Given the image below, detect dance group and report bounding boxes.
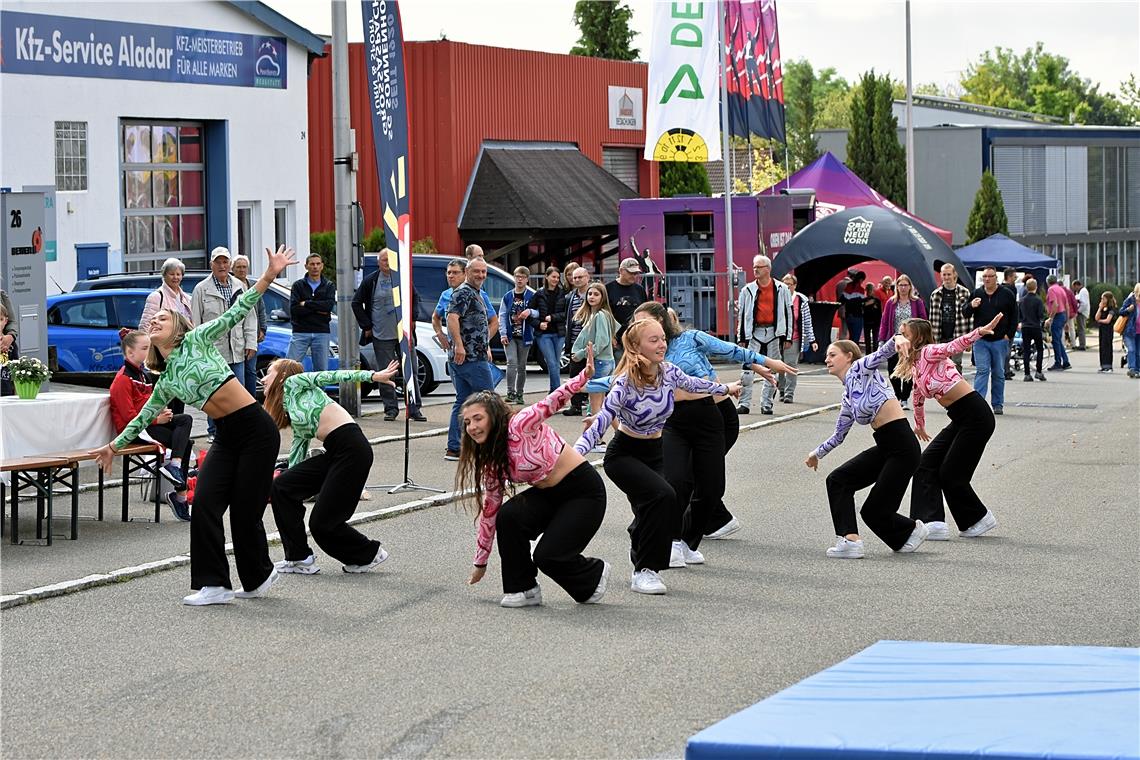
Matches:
[94,246,1001,608]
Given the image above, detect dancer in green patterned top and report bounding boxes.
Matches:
[94,245,298,606]
[263,357,399,575]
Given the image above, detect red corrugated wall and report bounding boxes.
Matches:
[309,41,657,254]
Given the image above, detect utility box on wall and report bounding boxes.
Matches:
[0,192,49,363]
[76,242,110,281]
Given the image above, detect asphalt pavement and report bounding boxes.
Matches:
[1,346,1137,759]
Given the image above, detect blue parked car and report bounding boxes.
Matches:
[46,288,335,382]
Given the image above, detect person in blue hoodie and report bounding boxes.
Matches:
[499,266,538,404]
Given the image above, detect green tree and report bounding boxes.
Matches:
[660,162,711,197]
[847,72,907,207]
[965,171,1009,244]
[731,139,788,194]
[782,58,820,170]
[570,0,638,61]
[960,43,1134,125]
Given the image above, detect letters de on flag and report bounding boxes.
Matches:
[644,1,722,163]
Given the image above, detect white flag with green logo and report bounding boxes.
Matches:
[644,1,722,163]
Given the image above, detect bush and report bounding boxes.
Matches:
[411,236,438,253]
[363,227,386,252]
[1088,281,1127,312]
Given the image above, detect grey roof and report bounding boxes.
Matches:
[704,145,754,193]
[458,147,637,233]
[225,1,327,56]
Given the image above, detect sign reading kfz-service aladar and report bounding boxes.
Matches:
[644,2,721,162]
[1,11,287,89]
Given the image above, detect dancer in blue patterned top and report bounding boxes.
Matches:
[94,245,298,606]
[574,319,741,595]
[804,337,929,559]
[631,302,794,566]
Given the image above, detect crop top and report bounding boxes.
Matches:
[283,370,374,467]
[474,369,589,567]
[813,339,898,460]
[573,362,728,454]
[113,287,262,450]
[910,327,983,431]
[667,329,767,381]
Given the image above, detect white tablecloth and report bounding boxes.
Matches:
[0,392,116,481]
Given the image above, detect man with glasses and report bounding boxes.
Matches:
[736,254,793,415]
[963,266,1018,415]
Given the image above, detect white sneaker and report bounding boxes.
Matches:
[585,561,611,604]
[925,521,951,541]
[630,568,667,595]
[704,517,741,540]
[591,442,607,453]
[500,584,542,608]
[668,541,688,568]
[275,554,320,574]
[679,542,705,565]
[825,536,865,559]
[182,586,234,606]
[898,520,929,553]
[343,545,389,573]
[234,568,280,598]
[960,511,997,538]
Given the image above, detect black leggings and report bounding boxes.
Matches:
[191,402,277,590]
[604,432,675,572]
[703,399,739,533]
[139,414,193,483]
[909,391,994,529]
[496,461,606,601]
[270,423,380,566]
[887,353,912,403]
[1022,327,1044,374]
[825,418,920,550]
[664,396,726,550]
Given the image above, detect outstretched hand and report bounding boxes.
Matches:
[805,452,819,471]
[753,363,778,387]
[724,381,743,399]
[264,245,298,278]
[373,359,400,386]
[893,333,912,353]
[92,444,117,475]
[979,313,1003,337]
[763,358,798,376]
[914,425,931,443]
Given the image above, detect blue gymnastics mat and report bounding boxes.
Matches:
[686,640,1139,760]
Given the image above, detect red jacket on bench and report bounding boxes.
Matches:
[109,360,155,435]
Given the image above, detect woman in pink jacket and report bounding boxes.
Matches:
[455,344,609,608]
[139,258,193,331]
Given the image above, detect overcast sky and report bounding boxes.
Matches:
[265,0,1138,97]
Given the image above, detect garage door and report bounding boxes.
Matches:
[603,147,639,192]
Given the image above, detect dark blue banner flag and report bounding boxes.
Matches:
[361,0,417,407]
[724,0,786,144]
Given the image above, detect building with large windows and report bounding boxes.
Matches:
[0,1,324,290]
[817,106,1140,286]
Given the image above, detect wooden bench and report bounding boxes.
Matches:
[1,456,71,546]
[1,442,164,545]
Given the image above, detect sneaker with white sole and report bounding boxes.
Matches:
[158,462,186,489]
[275,554,320,575]
[925,521,951,541]
[960,510,997,538]
[679,542,705,565]
[668,541,688,568]
[825,536,865,559]
[704,517,741,540]
[585,561,611,604]
[898,520,929,553]
[591,442,607,454]
[234,568,280,598]
[182,586,234,606]
[343,546,389,573]
[500,584,543,608]
[630,568,667,595]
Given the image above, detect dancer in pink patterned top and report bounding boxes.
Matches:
[892,314,1002,541]
[455,344,610,608]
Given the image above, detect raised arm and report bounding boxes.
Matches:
[515,369,591,432]
[286,370,374,391]
[856,336,898,371]
[197,246,297,343]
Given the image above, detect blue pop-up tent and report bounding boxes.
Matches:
[955,233,1059,276]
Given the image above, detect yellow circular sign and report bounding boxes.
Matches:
[652,128,710,162]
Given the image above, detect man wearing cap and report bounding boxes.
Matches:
[605,257,647,363]
[288,253,336,373]
[191,246,259,439]
[736,254,793,415]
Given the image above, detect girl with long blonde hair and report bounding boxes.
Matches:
[571,282,620,440]
[574,319,742,595]
[892,313,1003,541]
[261,357,399,575]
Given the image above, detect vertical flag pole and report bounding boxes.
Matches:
[905,0,916,212]
[720,0,735,270]
[332,0,360,416]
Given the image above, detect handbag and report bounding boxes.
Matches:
[1113,315,1128,335]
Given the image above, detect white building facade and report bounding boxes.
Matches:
[0,0,324,290]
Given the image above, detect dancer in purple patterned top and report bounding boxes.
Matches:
[573,319,741,595]
[804,337,929,559]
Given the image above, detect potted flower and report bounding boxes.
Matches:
[5,356,51,400]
